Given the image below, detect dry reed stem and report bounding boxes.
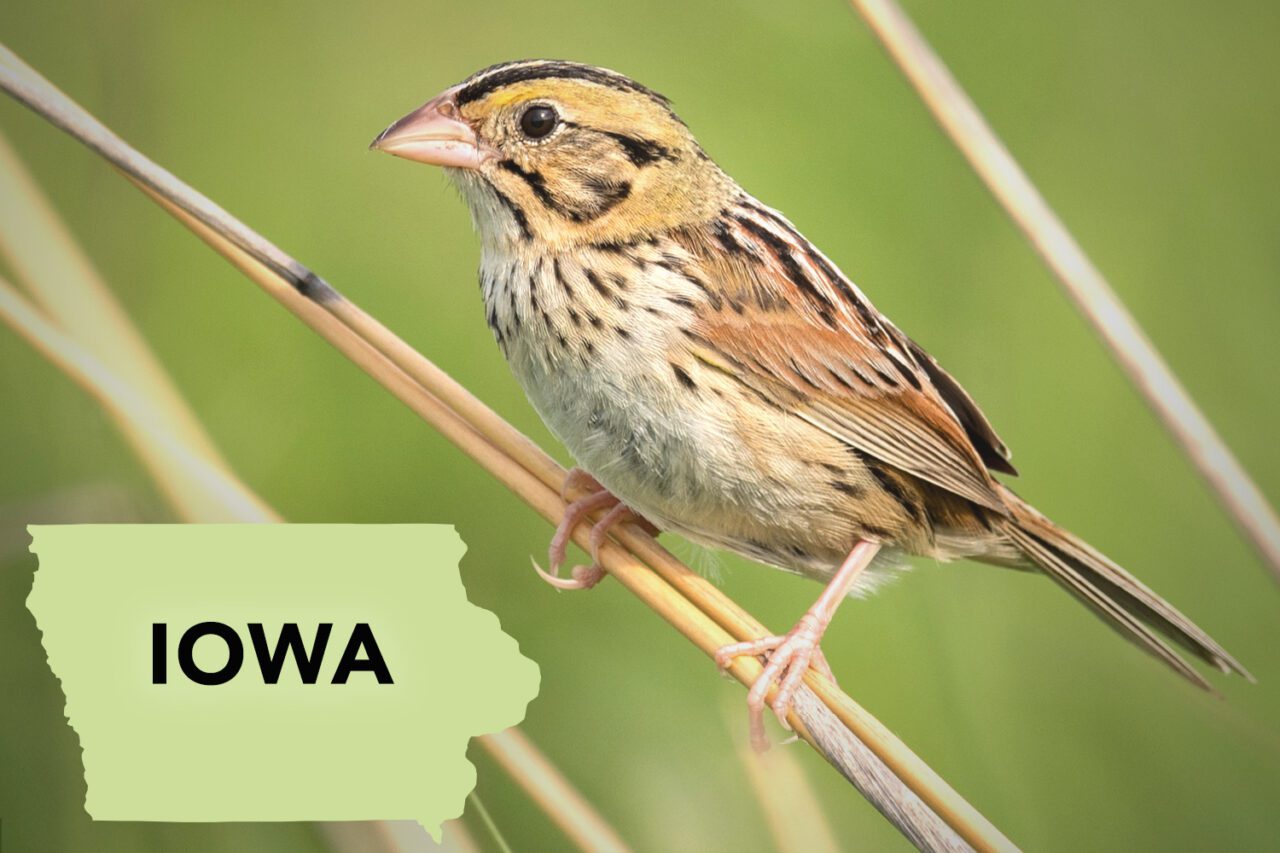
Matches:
[847,0,1280,579]
[478,730,631,853]
[0,133,225,466]
[0,273,279,522]
[0,134,275,523]
[0,133,624,853]
[317,820,480,853]
[0,42,1012,851]
[728,701,841,853]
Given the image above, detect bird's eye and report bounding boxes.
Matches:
[519,105,558,139]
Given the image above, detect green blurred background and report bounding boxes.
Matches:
[2,1,1278,850]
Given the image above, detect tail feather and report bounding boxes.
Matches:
[999,490,1251,688]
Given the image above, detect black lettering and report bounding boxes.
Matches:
[151,623,166,684]
[331,623,393,684]
[248,623,332,684]
[177,621,243,686]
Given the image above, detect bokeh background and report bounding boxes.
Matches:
[2,1,1278,850]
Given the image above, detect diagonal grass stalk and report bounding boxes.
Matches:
[847,0,1280,580]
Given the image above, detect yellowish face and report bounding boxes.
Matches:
[380,61,739,248]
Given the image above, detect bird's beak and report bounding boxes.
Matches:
[369,86,488,169]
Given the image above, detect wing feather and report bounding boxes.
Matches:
[679,201,1015,512]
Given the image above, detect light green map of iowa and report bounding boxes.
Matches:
[26,524,540,839]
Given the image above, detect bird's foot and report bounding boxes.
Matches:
[533,468,654,591]
[715,615,834,752]
[560,467,605,502]
[714,539,881,751]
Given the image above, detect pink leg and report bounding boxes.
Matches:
[560,467,604,502]
[534,468,657,591]
[590,502,636,561]
[715,540,882,751]
[562,501,643,590]
[548,490,617,572]
[809,648,836,682]
[535,488,617,590]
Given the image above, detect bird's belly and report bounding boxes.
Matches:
[480,244,920,586]
[505,332,890,581]
[511,341,750,523]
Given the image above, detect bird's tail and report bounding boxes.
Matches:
[995,486,1252,689]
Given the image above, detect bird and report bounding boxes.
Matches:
[371,59,1250,750]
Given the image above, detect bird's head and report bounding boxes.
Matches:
[372,60,736,248]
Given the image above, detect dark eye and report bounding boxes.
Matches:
[519,105,558,139]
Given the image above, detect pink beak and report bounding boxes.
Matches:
[370,86,489,169]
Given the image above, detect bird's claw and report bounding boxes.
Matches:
[536,468,652,591]
[546,487,617,583]
[715,616,834,752]
[560,467,605,502]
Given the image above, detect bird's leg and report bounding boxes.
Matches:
[715,539,881,751]
[563,501,646,589]
[537,488,618,590]
[560,467,605,502]
[534,467,657,591]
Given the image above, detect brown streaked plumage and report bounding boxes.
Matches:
[373,60,1249,748]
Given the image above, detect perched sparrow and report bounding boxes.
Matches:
[373,60,1249,749]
